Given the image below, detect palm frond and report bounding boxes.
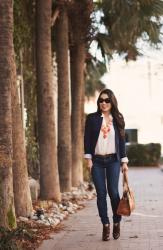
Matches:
[85,54,106,97]
[96,33,113,60]
[95,0,163,60]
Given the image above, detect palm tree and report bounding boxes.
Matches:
[70,44,85,186]
[14,0,40,180]
[11,2,33,214]
[0,0,16,229]
[36,0,61,201]
[12,63,33,217]
[55,3,72,192]
[69,0,93,186]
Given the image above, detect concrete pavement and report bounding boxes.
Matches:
[38,167,163,250]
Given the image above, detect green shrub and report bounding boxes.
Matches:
[126,143,161,166]
[160,156,163,164]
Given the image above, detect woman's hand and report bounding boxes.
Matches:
[121,162,128,173]
[86,159,93,173]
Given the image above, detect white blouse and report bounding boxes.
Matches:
[95,113,116,155]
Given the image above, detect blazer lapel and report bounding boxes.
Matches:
[93,112,103,144]
[113,119,119,154]
[96,112,103,132]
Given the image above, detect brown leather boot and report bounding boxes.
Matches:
[113,222,120,240]
[102,224,110,241]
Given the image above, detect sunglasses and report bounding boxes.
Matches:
[99,98,111,104]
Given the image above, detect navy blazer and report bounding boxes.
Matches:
[84,112,127,161]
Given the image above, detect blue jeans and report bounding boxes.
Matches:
[91,155,122,224]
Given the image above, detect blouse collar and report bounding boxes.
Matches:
[100,113,113,119]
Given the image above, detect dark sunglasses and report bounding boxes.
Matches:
[99,98,111,104]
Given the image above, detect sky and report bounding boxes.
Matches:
[85,44,163,154]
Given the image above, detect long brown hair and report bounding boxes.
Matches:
[97,89,125,138]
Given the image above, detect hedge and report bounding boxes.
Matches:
[126,143,161,166]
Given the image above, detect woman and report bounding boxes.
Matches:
[84,89,128,241]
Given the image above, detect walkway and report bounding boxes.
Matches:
[38,167,163,250]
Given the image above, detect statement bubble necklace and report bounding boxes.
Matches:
[101,115,113,139]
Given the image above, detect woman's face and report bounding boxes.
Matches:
[99,93,112,113]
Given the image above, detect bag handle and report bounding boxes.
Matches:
[123,171,129,192]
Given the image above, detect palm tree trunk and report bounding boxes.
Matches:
[70,43,85,187]
[55,8,72,192]
[36,0,61,201]
[0,0,16,229]
[12,62,33,217]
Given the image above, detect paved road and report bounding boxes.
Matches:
[38,167,163,250]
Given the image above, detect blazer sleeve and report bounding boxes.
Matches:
[84,114,92,155]
[119,132,129,164]
[119,135,127,159]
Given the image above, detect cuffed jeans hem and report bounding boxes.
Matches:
[101,218,110,225]
[101,216,121,224]
[113,216,122,223]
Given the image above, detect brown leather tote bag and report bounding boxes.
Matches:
[117,171,135,216]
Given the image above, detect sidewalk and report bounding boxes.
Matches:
[38,167,163,250]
